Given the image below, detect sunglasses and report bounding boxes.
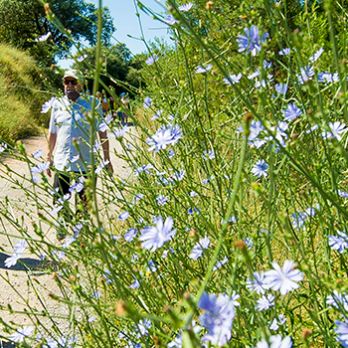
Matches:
[64,79,78,85]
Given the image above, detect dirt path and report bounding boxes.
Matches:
[0,130,133,344]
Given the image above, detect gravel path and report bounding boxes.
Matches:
[0,129,133,344]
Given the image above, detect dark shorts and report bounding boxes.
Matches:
[53,172,88,203]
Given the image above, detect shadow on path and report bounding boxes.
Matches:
[0,341,15,348]
[0,252,42,271]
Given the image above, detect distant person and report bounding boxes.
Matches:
[96,91,109,117]
[47,70,113,239]
[117,92,130,126]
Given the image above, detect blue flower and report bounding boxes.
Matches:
[198,292,235,346]
[133,193,144,204]
[189,236,210,260]
[143,96,152,108]
[246,272,267,294]
[195,64,212,74]
[69,181,84,194]
[264,260,304,295]
[322,121,347,141]
[256,294,275,311]
[151,109,163,120]
[31,145,43,159]
[213,256,229,271]
[248,121,266,148]
[275,83,288,95]
[187,207,200,215]
[136,319,152,337]
[168,149,175,158]
[223,73,242,85]
[31,161,50,174]
[95,159,110,174]
[147,124,182,152]
[4,240,28,268]
[148,260,157,273]
[237,25,268,56]
[251,160,269,178]
[164,15,178,26]
[0,143,7,153]
[146,55,159,65]
[118,211,130,221]
[270,314,286,331]
[130,277,140,289]
[244,237,253,249]
[309,47,324,63]
[327,291,348,312]
[156,195,168,206]
[9,326,34,343]
[139,216,176,251]
[338,190,348,198]
[173,169,185,181]
[124,228,137,242]
[278,48,290,56]
[283,103,302,122]
[328,231,348,253]
[248,69,260,80]
[263,60,272,69]
[318,72,339,84]
[179,3,193,12]
[134,164,153,176]
[291,211,308,229]
[335,320,348,347]
[202,149,215,160]
[255,335,292,348]
[113,126,128,138]
[297,65,315,84]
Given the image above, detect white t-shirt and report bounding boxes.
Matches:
[49,95,103,172]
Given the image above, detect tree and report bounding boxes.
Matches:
[0,0,115,65]
[72,44,147,95]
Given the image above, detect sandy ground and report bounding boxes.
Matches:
[0,129,134,345]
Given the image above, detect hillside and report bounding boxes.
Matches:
[0,44,48,144]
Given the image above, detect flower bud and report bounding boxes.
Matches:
[302,328,312,339]
[234,240,247,250]
[115,300,127,316]
[206,1,214,10]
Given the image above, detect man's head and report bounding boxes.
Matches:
[63,70,81,101]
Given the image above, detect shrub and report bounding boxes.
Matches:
[0,44,52,143]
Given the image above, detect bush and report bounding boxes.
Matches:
[0,44,52,143]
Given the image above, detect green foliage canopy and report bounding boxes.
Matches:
[73,43,146,94]
[0,0,115,65]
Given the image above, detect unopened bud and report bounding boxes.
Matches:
[206,1,214,10]
[153,336,160,347]
[115,301,127,316]
[302,328,312,339]
[244,112,253,124]
[189,228,196,237]
[69,275,77,283]
[234,240,247,250]
[44,3,52,16]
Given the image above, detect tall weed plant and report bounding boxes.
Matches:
[1,0,348,347]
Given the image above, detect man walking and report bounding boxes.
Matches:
[47,70,113,237]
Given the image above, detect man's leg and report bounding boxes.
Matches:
[53,172,72,239]
[75,173,96,218]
